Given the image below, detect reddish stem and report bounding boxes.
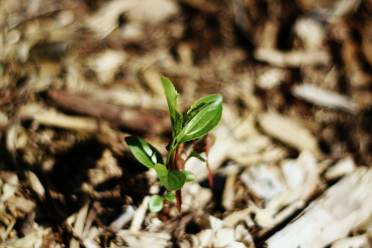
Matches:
[206,151,214,187]
[176,190,182,212]
[169,145,185,212]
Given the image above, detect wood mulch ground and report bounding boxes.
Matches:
[0,0,371,247]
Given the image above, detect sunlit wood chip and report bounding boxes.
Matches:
[325,157,356,180]
[292,83,358,112]
[130,196,149,231]
[26,171,45,198]
[86,50,126,84]
[266,168,372,248]
[115,230,171,248]
[255,48,330,67]
[258,112,319,155]
[331,234,369,248]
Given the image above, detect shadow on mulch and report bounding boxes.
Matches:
[0,136,150,228]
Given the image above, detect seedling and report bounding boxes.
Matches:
[125,77,223,212]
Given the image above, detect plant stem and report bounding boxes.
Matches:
[165,142,183,212]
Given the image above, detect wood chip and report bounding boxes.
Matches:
[115,230,171,248]
[86,0,137,38]
[240,163,285,201]
[266,168,372,248]
[256,69,286,89]
[325,157,356,180]
[24,107,98,131]
[222,173,236,211]
[70,202,89,248]
[109,206,135,232]
[0,111,8,130]
[26,171,45,199]
[294,18,325,49]
[182,184,212,211]
[258,112,319,155]
[1,174,18,202]
[292,83,358,112]
[130,196,149,231]
[127,0,179,24]
[331,234,369,248]
[223,208,252,228]
[86,50,126,84]
[255,48,330,67]
[140,68,164,96]
[47,90,169,133]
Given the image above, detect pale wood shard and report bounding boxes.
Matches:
[235,152,318,232]
[26,171,45,199]
[222,173,236,211]
[266,168,372,248]
[292,83,358,112]
[0,111,8,130]
[141,68,165,96]
[47,90,169,133]
[85,0,137,38]
[127,0,179,24]
[256,68,286,89]
[328,0,362,23]
[331,234,369,248]
[86,0,178,38]
[115,230,171,248]
[130,196,149,232]
[19,104,98,132]
[294,18,325,50]
[70,202,89,248]
[325,157,356,180]
[86,50,126,84]
[182,184,212,211]
[255,48,330,67]
[3,228,50,248]
[109,206,135,232]
[223,208,252,228]
[258,112,319,155]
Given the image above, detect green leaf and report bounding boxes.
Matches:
[176,95,223,143]
[154,163,168,183]
[164,191,176,201]
[154,164,186,191]
[184,171,196,182]
[167,170,186,190]
[149,195,163,212]
[184,95,221,125]
[161,76,183,137]
[125,136,163,168]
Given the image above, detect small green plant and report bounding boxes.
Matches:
[125,77,223,212]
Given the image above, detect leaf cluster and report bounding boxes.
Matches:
[126,77,223,212]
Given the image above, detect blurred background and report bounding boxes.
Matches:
[0,0,371,247]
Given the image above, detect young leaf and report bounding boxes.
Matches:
[161,77,183,136]
[154,163,168,184]
[184,94,221,125]
[154,164,186,191]
[184,171,196,182]
[164,191,176,201]
[149,195,163,212]
[125,136,163,168]
[166,170,186,190]
[176,95,222,143]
